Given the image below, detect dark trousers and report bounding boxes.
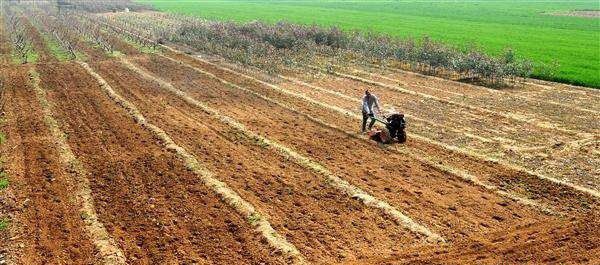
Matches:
[362,112,376,132]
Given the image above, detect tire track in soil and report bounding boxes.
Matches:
[128,54,564,243]
[0,66,98,264]
[159,52,599,213]
[36,62,284,265]
[92,58,431,264]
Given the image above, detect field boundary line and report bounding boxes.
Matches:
[121,57,446,243]
[28,66,127,265]
[176,55,599,200]
[161,55,560,214]
[308,64,592,138]
[354,67,600,115]
[78,61,307,264]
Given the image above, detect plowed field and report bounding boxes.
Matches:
[0,11,598,265]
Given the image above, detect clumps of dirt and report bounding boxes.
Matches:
[545,10,600,18]
[360,214,600,264]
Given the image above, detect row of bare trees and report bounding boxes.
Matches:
[13,5,539,87]
[102,13,537,86]
[0,1,548,87]
[2,7,32,64]
[58,0,153,13]
[24,8,79,60]
[95,15,160,51]
[65,13,115,54]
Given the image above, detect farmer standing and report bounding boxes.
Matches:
[361,90,380,133]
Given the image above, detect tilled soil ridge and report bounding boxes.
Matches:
[35,62,284,264]
[0,66,98,264]
[91,57,430,263]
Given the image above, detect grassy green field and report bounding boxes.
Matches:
[138,0,600,88]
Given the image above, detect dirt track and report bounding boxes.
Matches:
[1,11,599,264]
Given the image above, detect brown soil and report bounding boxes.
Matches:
[35,62,282,264]
[129,52,598,263]
[0,66,97,264]
[160,52,599,213]
[361,213,600,264]
[3,10,599,263]
[130,54,571,242]
[303,64,599,191]
[195,54,599,203]
[91,57,424,264]
[345,65,599,134]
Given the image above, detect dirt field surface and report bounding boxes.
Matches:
[351,213,600,264]
[0,66,98,264]
[1,10,599,265]
[37,62,283,264]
